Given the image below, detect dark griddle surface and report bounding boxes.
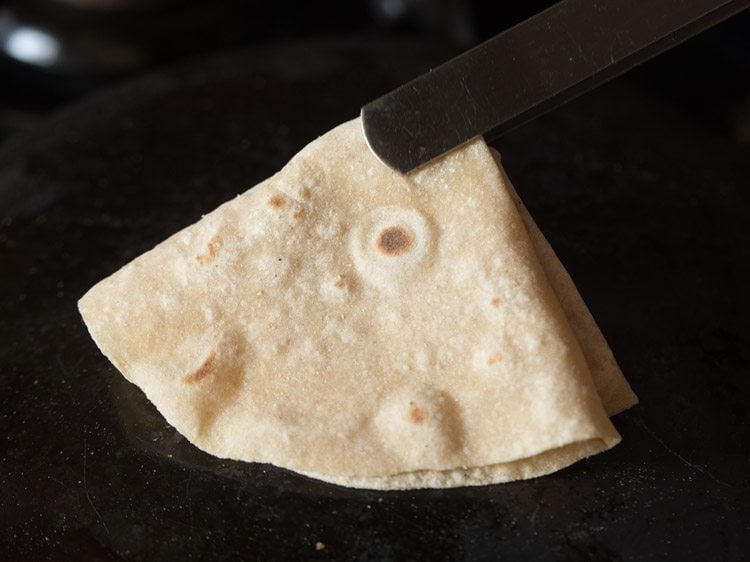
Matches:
[1,40,748,560]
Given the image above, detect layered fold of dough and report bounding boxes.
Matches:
[79,119,636,490]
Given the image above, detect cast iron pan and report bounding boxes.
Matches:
[1,39,748,560]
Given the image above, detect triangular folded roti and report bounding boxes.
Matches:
[79,118,636,489]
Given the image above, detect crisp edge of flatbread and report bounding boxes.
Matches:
[489,150,638,416]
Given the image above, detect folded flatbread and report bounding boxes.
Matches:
[79,118,636,489]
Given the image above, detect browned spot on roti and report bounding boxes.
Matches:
[268,194,286,210]
[376,226,413,256]
[274,338,291,355]
[491,297,501,308]
[292,208,304,220]
[334,274,345,289]
[300,186,311,199]
[408,401,428,424]
[183,351,217,384]
[196,236,221,264]
[487,352,502,366]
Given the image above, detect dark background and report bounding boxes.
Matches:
[1,1,748,560]
[0,0,748,145]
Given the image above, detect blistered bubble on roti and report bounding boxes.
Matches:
[349,207,433,294]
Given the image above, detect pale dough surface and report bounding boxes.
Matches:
[79,119,635,489]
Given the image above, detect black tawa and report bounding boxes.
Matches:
[1,40,748,560]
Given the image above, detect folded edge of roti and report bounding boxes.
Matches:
[489,149,638,416]
[79,118,634,490]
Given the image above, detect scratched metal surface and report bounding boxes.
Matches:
[0,40,748,560]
